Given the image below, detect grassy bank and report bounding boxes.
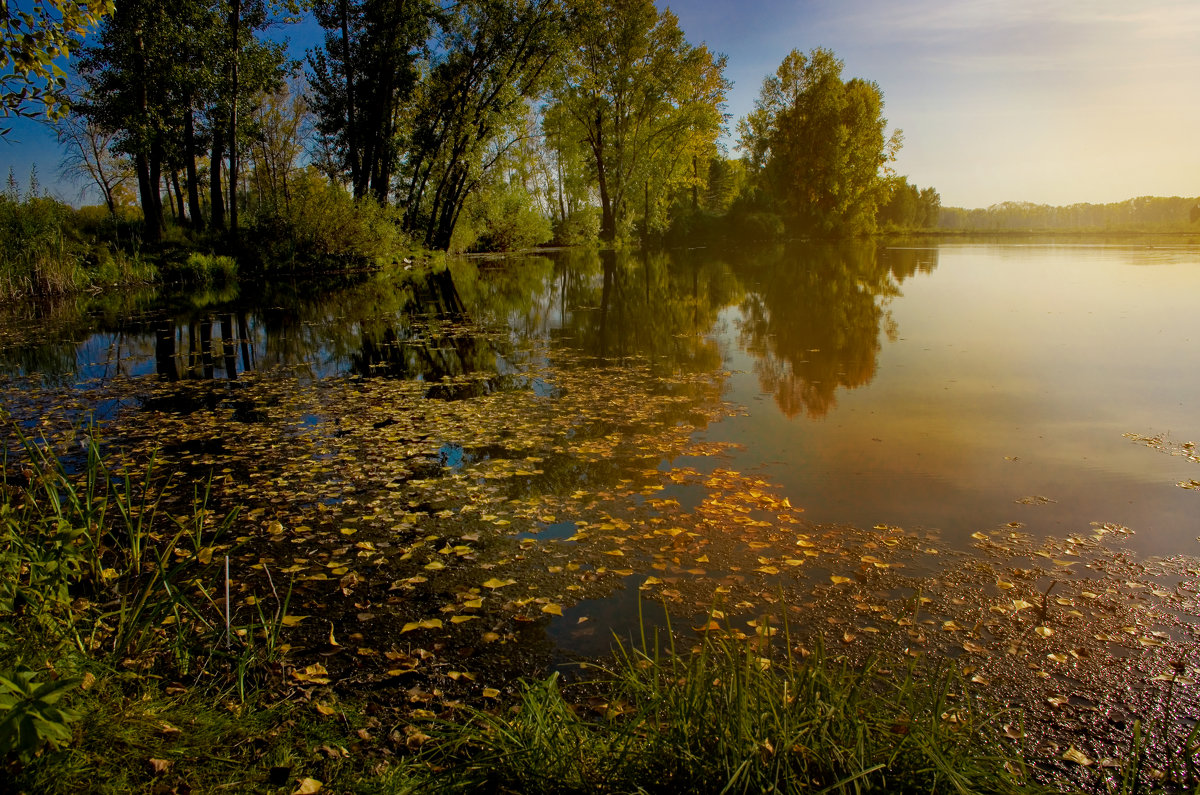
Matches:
[2,420,1192,793]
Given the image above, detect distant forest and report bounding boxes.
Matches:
[938,196,1200,232]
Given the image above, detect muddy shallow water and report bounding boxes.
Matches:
[3,239,1199,787]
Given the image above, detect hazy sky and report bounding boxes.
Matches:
[3,0,1198,208]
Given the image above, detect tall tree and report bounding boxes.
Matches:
[78,0,286,241]
[307,0,433,203]
[397,0,563,249]
[56,101,133,212]
[739,48,900,237]
[548,0,728,242]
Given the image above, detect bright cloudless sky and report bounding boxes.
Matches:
[3,0,1197,208]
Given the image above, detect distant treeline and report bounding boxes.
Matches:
[938,196,1200,232]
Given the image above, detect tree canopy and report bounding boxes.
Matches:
[739,47,900,237]
[1,0,113,133]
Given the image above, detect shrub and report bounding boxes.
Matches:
[552,207,601,247]
[462,182,553,253]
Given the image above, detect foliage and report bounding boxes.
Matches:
[396,0,563,250]
[78,0,288,241]
[0,0,113,132]
[739,48,900,237]
[247,166,408,268]
[0,169,82,295]
[458,180,553,253]
[307,0,434,203]
[939,195,1200,232]
[552,206,600,246]
[877,177,940,231]
[548,0,729,243]
[0,665,82,764]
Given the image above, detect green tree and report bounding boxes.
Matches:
[307,0,434,203]
[548,0,728,243]
[739,48,900,237]
[1,0,113,132]
[396,0,562,250]
[78,0,286,242]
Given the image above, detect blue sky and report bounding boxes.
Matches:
[4,0,1198,208]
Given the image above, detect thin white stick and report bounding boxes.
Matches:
[224,555,231,648]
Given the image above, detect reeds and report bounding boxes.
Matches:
[437,613,1043,794]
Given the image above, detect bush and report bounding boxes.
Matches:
[461,182,553,253]
[552,207,600,247]
[247,167,408,270]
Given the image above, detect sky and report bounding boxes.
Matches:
[3,0,1198,209]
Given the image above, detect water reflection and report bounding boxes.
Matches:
[731,242,938,418]
[0,243,920,418]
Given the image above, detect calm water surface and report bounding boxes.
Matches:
[3,240,1199,558]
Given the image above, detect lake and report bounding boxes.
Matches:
[2,239,1199,759]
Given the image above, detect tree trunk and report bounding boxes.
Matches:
[172,171,186,225]
[184,108,203,227]
[594,110,614,243]
[228,0,241,243]
[210,128,226,232]
[340,0,362,198]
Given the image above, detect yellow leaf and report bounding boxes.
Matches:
[482,578,516,589]
[294,777,324,794]
[1062,747,1093,766]
[1035,626,1053,637]
[424,560,446,571]
[450,615,479,624]
[315,703,337,716]
[541,603,564,616]
[482,687,501,698]
[281,615,308,627]
[830,575,851,585]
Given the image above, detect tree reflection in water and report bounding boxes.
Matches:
[731,241,937,418]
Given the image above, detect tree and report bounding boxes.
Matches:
[78,0,286,242]
[396,0,563,249]
[307,0,434,203]
[548,0,728,242]
[56,99,133,212]
[1,0,113,133]
[739,48,900,237]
